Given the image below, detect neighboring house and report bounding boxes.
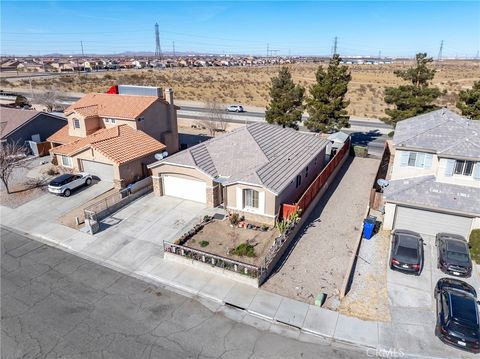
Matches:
[0,107,67,146]
[48,87,179,187]
[383,109,480,238]
[148,123,329,225]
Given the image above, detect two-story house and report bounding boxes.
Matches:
[383,109,480,238]
[47,87,179,188]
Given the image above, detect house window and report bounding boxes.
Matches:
[137,117,144,122]
[73,118,80,128]
[243,189,259,209]
[305,166,309,178]
[454,160,474,176]
[61,155,73,168]
[295,175,302,188]
[110,118,116,124]
[105,118,110,123]
[408,152,426,167]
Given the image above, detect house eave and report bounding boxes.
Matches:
[384,198,480,218]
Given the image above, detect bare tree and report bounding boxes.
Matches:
[34,88,59,112]
[0,142,27,194]
[195,99,228,137]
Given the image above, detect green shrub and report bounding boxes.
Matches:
[387,130,395,138]
[353,145,368,157]
[199,240,209,248]
[231,242,255,257]
[469,229,480,263]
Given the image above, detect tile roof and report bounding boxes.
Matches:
[384,175,480,216]
[51,124,165,164]
[64,93,163,119]
[47,125,81,144]
[150,123,329,194]
[393,109,480,160]
[0,107,65,139]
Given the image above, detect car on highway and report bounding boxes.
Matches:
[434,277,480,353]
[226,104,245,112]
[48,173,93,197]
[436,233,472,278]
[389,229,424,275]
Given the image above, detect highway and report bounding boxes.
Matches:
[1,88,390,154]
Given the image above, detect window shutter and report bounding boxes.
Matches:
[474,162,480,180]
[400,151,409,167]
[424,154,433,169]
[444,159,455,177]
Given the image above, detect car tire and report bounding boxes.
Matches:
[236,109,239,112]
[85,178,92,186]
[63,189,71,197]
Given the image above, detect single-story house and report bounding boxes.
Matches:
[0,107,67,149]
[148,122,329,225]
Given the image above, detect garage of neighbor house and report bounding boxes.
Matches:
[392,206,474,238]
[162,175,207,203]
[80,159,114,182]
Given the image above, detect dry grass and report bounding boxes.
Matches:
[8,60,480,118]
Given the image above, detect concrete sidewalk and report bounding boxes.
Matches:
[0,202,475,359]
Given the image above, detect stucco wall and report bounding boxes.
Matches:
[67,113,101,137]
[383,202,396,230]
[118,153,156,186]
[390,149,439,180]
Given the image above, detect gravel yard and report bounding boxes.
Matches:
[262,156,380,310]
[338,226,391,322]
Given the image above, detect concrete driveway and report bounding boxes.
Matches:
[386,234,480,358]
[1,181,113,231]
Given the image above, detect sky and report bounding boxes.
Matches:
[1,1,479,57]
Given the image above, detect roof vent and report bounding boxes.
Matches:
[458,192,469,198]
[430,188,440,193]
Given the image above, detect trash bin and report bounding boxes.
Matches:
[363,215,377,240]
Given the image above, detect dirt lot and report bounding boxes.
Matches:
[262,156,380,310]
[184,219,279,266]
[337,224,391,322]
[5,60,478,119]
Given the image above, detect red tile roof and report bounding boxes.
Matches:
[47,125,81,144]
[51,124,166,164]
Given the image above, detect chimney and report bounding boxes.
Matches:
[164,88,174,106]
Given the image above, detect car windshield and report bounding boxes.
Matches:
[447,250,469,262]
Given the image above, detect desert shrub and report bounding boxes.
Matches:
[387,131,395,138]
[469,229,480,263]
[353,145,368,157]
[46,168,59,176]
[199,240,209,248]
[231,242,255,257]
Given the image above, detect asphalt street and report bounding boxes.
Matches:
[1,227,365,359]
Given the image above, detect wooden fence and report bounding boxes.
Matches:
[281,138,350,218]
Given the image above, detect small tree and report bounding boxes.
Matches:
[34,89,59,112]
[305,54,351,132]
[457,81,480,120]
[265,67,304,128]
[0,142,27,194]
[196,99,228,137]
[383,53,443,126]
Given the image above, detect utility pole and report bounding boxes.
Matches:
[172,41,176,59]
[332,36,338,56]
[378,50,381,59]
[80,41,84,57]
[437,40,444,61]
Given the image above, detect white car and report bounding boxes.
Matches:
[226,105,245,112]
[48,172,93,197]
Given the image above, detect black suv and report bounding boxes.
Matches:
[435,278,480,353]
[389,229,424,275]
[436,233,472,278]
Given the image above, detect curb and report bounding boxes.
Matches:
[1,225,460,359]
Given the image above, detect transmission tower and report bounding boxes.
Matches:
[172,41,176,59]
[437,40,444,61]
[80,41,84,56]
[331,36,338,56]
[155,23,162,59]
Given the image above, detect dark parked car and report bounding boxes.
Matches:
[436,233,472,278]
[389,229,424,275]
[435,278,480,353]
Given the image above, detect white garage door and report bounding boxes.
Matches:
[80,160,114,182]
[163,175,206,203]
[394,206,473,238]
